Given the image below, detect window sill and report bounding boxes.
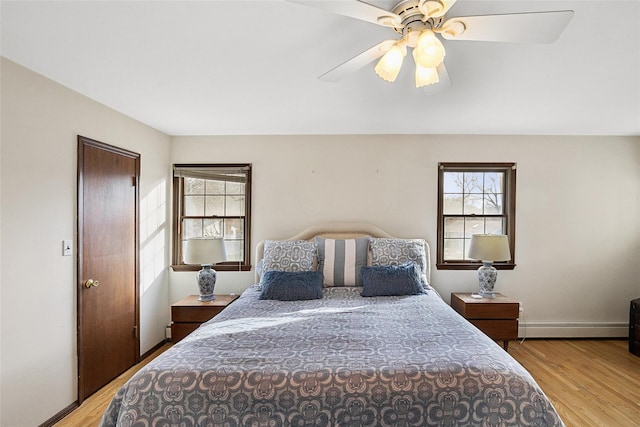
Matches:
[436,262,516,271]
[171,264,252,272]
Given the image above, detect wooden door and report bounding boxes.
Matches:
[77,136,140,402]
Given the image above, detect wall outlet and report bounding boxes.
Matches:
[62,239,72,256]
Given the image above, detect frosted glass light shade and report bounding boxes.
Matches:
[375,43,406,82]
[184,238,227,265]
[414,30,445,68]
[468,234,511,262]
[414,63,439,87]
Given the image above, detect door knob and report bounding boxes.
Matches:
[84,279,99,288]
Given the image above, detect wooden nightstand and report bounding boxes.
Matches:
[451,292,519,351]
[171,294,239,343]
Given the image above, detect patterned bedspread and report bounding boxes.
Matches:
[100,286,564,426]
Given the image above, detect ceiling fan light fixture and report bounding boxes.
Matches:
[414,64,439,87]
[374,42,407,82]
[413,29,446,68]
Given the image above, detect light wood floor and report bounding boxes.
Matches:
[55,340,640,427]
[509,339,640,426]
[54,343,172,427]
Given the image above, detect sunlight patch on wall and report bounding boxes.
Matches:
[141,180,167,293]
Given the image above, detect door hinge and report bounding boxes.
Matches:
[132,176,137,186]
[133,325,139,338]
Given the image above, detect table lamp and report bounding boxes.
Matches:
[468,234,511,298]
[184,237,227,301]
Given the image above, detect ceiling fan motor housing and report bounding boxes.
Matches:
[391,0,444,46]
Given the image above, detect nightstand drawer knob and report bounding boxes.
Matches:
[84,279,99,288]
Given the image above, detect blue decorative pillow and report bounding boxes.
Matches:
[259,271,324,301]
[360,263,426,297]
[315,237,369,287]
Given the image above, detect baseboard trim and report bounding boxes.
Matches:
[39,340,168,427]
[141,339,170,360]
[38,402,78,427]
[520,321,629,338]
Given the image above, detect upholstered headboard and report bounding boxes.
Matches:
[255,222,431,285]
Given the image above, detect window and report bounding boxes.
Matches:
[172,164,252,271]
[437,162,516,270]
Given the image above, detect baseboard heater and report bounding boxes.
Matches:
[519,321,628,339]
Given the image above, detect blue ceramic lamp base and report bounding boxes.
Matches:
[197,265,217,301]
[477,262,497,299]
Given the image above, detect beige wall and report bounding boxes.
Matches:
[171,135,640,337]
[0,58,171,426]
[2,56,640,426]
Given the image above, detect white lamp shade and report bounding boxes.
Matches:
[184,238,227,265]
[468,234,511,262]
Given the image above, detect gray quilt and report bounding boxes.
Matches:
[100,286,564,426]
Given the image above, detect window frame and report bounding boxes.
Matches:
[171,163,252,272]
[436,162,516,270]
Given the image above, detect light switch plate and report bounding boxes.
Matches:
[63,239,72,256]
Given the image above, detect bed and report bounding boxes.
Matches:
[100,223,564,427]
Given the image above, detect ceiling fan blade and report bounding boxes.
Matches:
[423,62,451,95]
[319,39,396,82]
[440,10,574,43]
[288,0,402,27]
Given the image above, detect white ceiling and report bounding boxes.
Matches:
[1,0,639,136]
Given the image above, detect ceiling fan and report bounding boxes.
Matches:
[288,0,573,92]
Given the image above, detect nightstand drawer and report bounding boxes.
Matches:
[451,294,519,319]
[171,323,201,342]
[470,319,518,341]
[171,294,239,343]
[172,305,225,323]
[459,303,519,319]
